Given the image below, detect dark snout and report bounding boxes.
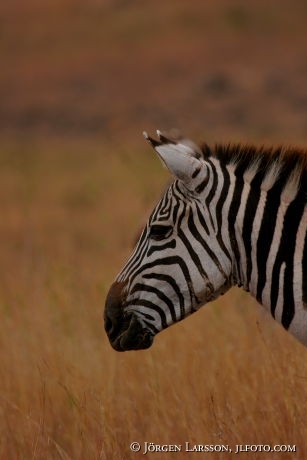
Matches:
[104,281,154,351]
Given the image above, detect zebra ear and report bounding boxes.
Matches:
[143,130,203,187]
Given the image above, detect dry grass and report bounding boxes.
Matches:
[0,138,306,459]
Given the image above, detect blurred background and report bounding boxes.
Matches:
[2,0,307,144]
[1,1,307,458]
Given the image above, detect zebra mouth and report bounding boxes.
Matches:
[106,311,155,352]
[104,280,155,351]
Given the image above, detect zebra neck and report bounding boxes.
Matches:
[229,179,280,300]
[227,170,307,326]
[199,143,307,341]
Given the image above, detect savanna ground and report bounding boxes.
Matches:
[1,1,307,459]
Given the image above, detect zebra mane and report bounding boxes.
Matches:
[201,143,307,201]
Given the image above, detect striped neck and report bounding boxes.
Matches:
[204,146,307,328]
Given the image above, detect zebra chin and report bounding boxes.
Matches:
[104,281,155,351]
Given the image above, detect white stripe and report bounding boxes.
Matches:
[234,181,251,287]
[249,191,267,296]
[292,209,307,307]
[274,262,285,323]
[261,201,289,309]
[126,305,163,329]
[234,165,260,287]
[288,210,307,343]
[221,165,237,275]
[208,158,225,233]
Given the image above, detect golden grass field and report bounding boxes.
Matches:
[0,137,307,459]
[2,0,307,458]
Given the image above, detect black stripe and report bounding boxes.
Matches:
[281,198,305,328]
[241,170,263,289]
[228,172,245,281]
[195,203,210,235]
[205,159,218,209]
[147,239,176,257]
[120,236,149,280]
[125,299,168,328]
[195,177,209,194]
[157,190,172,218]
[215,165,232,261]
[143,273,185,319]
[173,180,187,201]
[178,206,209,286]
[270,197,305,328]
[152,191,169,221]
[192,165,202,178]
[188,207,227,278]
[142,320,159,334]
[203,159,218,231]
[130,283,177,322]
[255,182,282,301]
[129,256,197,305]
[172,197,180,225]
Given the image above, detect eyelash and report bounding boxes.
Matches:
[149,225,173,241]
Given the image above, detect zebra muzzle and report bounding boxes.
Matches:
[104,281,154,351]
[115,312,154,351]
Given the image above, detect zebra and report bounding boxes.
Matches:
[104,130,307,351]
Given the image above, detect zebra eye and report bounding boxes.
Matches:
[149,224,173,241]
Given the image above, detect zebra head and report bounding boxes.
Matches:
[104,131,233,351]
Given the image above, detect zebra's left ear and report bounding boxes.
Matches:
[143,130,204,188]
